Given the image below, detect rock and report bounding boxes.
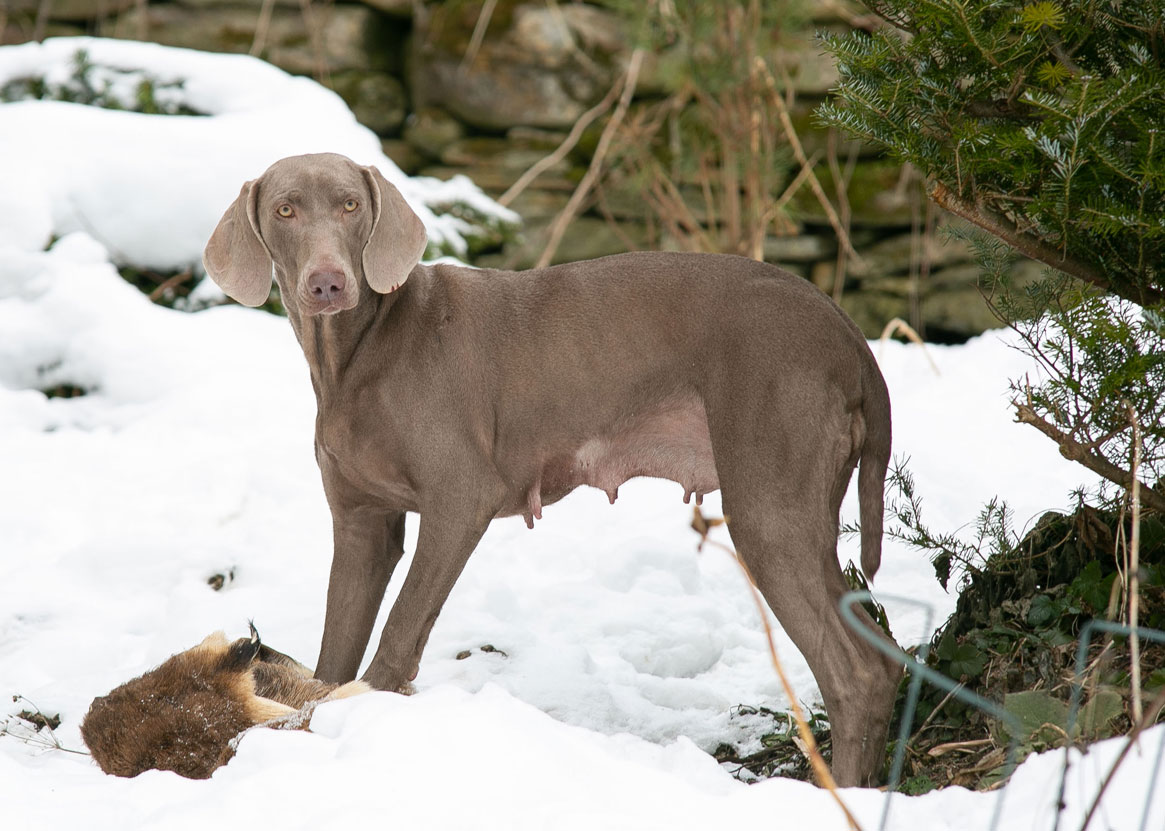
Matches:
[929,256,1045,291]
[811,261,840,294]
[330,70,407,135]
[380,138,425,175]
[1,21,85,46]
[790,160,923,228]
[402,107,466,159]
[436,136,579,199]
[506,125,571,147]
[501,188,572,221]
[926,262,984,291]
[595,173,716,224]
[840,291,912,339]
[764,234,837,264]
[101,3,398,76]
[921,286,1003,338]
[440,136,560,172]
[408,0,626,131]
[632,44,687,97]
[357,0,415,17]
[784,99,879,160]
[477,215,647,270]
[421,163,574,195]
[836,253,1046,341]
[772,31,841,97]
[849,224,978,278]
[4,0,136,22]
[173,0,301,8]
[861,274,921,296]
[809,0,874,24]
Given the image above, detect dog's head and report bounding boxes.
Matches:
[203,153,428,316]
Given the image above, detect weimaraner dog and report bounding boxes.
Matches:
[204,152,901,786]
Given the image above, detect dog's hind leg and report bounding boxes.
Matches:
[711,396,900,787]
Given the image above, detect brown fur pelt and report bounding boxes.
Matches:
[80,625,368,779]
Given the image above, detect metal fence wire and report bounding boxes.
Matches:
[839,591,1165,831]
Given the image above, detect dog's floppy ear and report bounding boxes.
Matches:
[203,180,274,307]
[360,165,428,294]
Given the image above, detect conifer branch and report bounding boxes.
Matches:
[929,181,1164,307]
[1013,402,1165,515]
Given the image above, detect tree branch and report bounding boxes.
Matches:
[1013,402,1165,514]
[930,181,1165,307]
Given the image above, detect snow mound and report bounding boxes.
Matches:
[0,37,517,269]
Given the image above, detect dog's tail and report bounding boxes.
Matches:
[858,352,892,581]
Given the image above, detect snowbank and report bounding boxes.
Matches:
[0,37,517,268]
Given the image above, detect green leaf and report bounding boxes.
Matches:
[1001,690,1069,745]
[1068,560,1116,613]
[1027,593,1064,627]
[1075,688,1124,741]
[948,642,988,680]
[935,628,959,662]
[900,775,938,795]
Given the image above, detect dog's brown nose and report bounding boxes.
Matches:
[308,270,344,302]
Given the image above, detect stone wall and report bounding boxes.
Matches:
[2,0,1036,341]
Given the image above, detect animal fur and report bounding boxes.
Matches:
[80,626,368,779]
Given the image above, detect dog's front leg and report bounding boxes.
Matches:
[315,508,407,684]
[361,497,494,692]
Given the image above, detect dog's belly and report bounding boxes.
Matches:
[509,392,720,528]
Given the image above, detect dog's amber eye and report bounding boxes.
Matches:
[344,200,358,212]
[277,204,294,218]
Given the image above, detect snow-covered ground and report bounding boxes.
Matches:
[2,37,1162,831]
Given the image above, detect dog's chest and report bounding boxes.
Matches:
[315,407,420,508]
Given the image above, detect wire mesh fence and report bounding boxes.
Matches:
[841,591,1165,831]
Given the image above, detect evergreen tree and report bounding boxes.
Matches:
[819,0,1165,512]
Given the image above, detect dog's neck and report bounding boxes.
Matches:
[282,274,408,403]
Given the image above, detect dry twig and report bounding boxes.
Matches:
[251,0,277,57]
[148,270,194,302]
[460,0,498,74]
[879,317,940,376]
[1012,401,1165,514]
[692,506,863,831]
[499,80,622,208]
[1124,401,1143,726]
[1,695,88,756]
[758,60,865,272]
[1078,683,1165,831]
[536,48,645,269]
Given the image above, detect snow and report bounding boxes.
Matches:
[0,37,517,269]
[2,36,1162,831]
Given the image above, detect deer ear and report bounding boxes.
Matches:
[360,165,427,294]
[203,180,274,307]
